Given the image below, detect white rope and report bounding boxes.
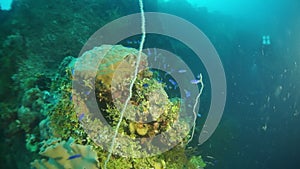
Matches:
[104,0,146,168]
[187,73,204,144]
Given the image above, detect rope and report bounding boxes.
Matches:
[104,0,146,168]
[187,73,204,144]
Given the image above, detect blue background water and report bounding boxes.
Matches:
[0,0,13,10]
[160,0,300,169]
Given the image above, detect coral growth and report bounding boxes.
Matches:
[187,155,207,169]
[31,137,99,169]
[27,45,205,168]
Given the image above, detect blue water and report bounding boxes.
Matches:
[169,0,300,169]
[0,0,13,10]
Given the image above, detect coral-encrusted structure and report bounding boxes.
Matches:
[29,45,204,169]
[31,137,98,169]
[71,45,190,157]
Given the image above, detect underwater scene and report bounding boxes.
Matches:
[0,0,299,169]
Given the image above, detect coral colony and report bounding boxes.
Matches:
[2,0,206,168]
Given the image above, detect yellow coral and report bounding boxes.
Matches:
[31,137,99,169]
[136,123,149,136]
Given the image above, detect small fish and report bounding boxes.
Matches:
[184,89,191,98]
[126,40,132,44]
[206,161,216,166]
[206,155,215,159]
[71,68,75,76]
[154,48,157,56]
[143,83,149,88]
[202,130,209,134]
[147,48,151,56]
[190,79,201,84]
[68,154,81,160]
[85,90,91,95]
[178,69,187,73]
[133,40,140,44]
[169,79,178,89]
[169,79,177,86]
[79,113,85,121]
